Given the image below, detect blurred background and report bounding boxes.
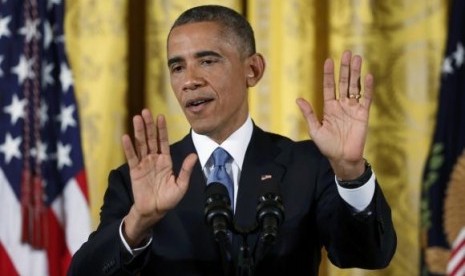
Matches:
[2,0,464,275]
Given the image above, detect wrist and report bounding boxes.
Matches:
[122,207,159,247]
[331,158,366,180]
[337,160,372,188]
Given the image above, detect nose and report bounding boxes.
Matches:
[183,66,205,91]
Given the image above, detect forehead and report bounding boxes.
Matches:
[167,21,237,56]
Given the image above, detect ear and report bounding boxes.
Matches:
[245,53,266,87]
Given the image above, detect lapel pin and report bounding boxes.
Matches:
[261,174,272,181]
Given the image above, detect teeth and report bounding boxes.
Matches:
[189,99,210,107]
[192,100,206,106]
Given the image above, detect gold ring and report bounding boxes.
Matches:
[349,94,361,100]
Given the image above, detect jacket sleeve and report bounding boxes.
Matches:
[315,157,397,269]
[68,165,151,275]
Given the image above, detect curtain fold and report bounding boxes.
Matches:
[248,0,324,140]
[65,0,128,226]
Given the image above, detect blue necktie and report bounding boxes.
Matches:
[207,147,234,208]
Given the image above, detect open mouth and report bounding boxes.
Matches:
[186,98,214,108]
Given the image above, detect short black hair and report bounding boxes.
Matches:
[169,5,256,57]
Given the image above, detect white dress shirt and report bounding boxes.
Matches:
[191,116,253,211]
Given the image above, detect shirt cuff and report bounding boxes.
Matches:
[335,171,376,212]
[119,219,153,256]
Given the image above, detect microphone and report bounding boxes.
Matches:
[254,180,284,263]
[204,182,233,275]
[205,182,233,240]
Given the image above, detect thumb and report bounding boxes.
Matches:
[176,153,198,193]
[296,98,320,134]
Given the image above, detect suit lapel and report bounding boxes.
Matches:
[172,134,206,211]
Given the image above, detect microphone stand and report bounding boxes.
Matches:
[254,193,285,266]
[236,233,254,276]
[205,183,284,276]
[205,183,234,276]
[214,216,233,276]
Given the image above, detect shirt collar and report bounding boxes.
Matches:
[191,116,253,169]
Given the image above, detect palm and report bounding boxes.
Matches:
[129,152,181,217]
[122,111,197,224]
[311,98,368,162]
[297,51,373,178]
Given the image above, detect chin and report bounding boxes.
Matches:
[190,122,214,136]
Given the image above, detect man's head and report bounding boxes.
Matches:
[167,5,265,144]
[170,5,256,59]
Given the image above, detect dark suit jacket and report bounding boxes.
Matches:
[69,125,396,275]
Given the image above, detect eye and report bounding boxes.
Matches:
[200,58,217,66]
[170,64,184,73]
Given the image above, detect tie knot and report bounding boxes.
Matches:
[211,147,231,167]
[208,147,234,208]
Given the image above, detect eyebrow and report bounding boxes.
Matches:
[195,50,222,59]
[167,50,222,67]
[167,56,183,67]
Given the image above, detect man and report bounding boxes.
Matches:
[69,5,396,276]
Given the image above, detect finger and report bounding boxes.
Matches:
[156,115,170,154]
[296,98,320,134]
[176,153,198,192]
[133,115,148,158]
[122,134,139,169]
[142,109,157,153]
[348,55,362,100]
[362,73,374,110]
[323,58,336,102]
[338,50,352,100]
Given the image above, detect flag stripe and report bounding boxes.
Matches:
[0,243,19,276]
[54,176,91,254]
[0,168,48,276]
[449,256,465,276]
[75,169,89,202]
[448,228,465,276]
[45,208,71,276]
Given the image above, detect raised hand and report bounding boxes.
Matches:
[296,50,373,180]
[121,109,197,246]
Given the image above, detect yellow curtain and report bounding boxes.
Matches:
[248,0,325,140]
[65,0,128,226]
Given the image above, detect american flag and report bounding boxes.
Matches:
[0,0,91,275]
[420,0,465,275]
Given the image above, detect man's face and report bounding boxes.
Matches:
[167,21,251,144]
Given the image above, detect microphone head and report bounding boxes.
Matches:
[204,182,233,228]
[256,178,284,226]
[205,182,231,205]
